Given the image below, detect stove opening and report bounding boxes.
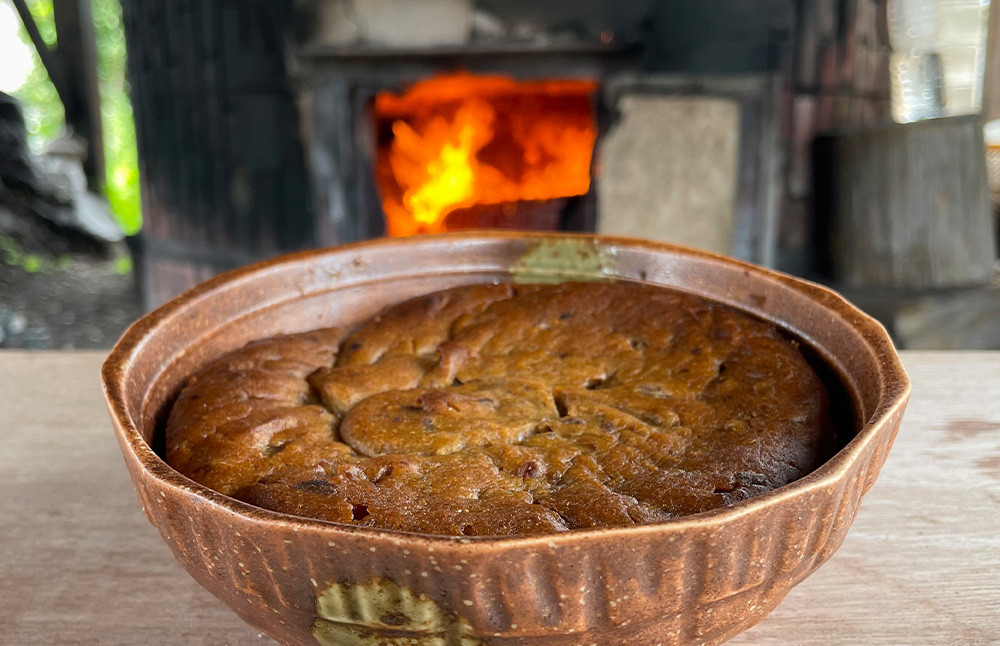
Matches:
[374,73,598,236]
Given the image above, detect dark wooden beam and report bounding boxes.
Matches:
[52,0,105,189]
[10,0,71,105]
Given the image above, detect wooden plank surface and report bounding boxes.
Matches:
[1,351,998,645]
[984,2,1000,123]
[818,116,996,289]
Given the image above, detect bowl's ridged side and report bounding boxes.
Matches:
[116,396,906,646]
[104,233,911,646]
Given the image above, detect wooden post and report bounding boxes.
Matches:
[52,0,105,189]
[984,2,1000,123]
[815,115,996,289]
[121,0,313,310]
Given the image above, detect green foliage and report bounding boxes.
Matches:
[23,254,42,273]
[113,253,131,274]
[0,230,119,275]
[12,0,141,235]
[12,0,63,145]
[0,231,52,273]
[0,231,25,266]
[91,0,140,235]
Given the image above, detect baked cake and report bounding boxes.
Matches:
[165,281,833,536]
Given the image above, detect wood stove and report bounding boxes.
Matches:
[374,74,598,236]
[124,0,892,310]
[295,33,635,244]
[290,0,802,267]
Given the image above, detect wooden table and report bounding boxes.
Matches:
[2,351,998,645]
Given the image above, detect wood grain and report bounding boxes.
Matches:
[984,3,1000,123]
[1,351,998,645]
[0,352,267,645]
[733,351,1000,645]
[818,116,996,289]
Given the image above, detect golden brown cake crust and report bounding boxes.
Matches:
[165,281,831,536]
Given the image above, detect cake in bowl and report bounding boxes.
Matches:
[106,232,910,646]
[165,280,835,536]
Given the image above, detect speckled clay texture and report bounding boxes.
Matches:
[103,233,909,646]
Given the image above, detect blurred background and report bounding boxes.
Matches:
[0,0,997,350]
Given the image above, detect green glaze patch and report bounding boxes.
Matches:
[312,578,482,646]
[511,239,616,284]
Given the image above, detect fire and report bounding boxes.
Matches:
[374,73,598,236]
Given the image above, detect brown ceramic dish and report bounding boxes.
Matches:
[102,232,910,646]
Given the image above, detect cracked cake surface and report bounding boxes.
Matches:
[165,281,832,536]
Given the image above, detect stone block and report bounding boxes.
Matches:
[310,0,471,48]
[596,94,741,256]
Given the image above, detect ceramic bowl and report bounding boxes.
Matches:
[102,232,910,646]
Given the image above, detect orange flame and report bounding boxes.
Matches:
[374,74,598,236]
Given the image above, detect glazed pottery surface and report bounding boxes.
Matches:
[102,232,910,646]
